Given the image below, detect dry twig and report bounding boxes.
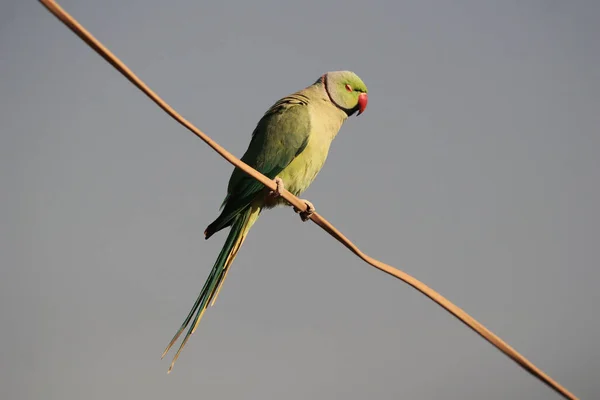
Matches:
[38,1,578,399]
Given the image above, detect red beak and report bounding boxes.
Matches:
[357,92,368,116]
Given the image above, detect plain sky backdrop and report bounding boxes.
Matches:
[1,1,599,399]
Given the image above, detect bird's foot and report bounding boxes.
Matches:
[269,177,285,198]
[294,199,315,222]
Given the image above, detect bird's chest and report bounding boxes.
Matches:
[276,101,346,197]
[277,133,331,196]
[278,127,339,196]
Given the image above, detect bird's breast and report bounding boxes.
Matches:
[277,111,345,197]
[279,134,330,195]
[263,95,347,208]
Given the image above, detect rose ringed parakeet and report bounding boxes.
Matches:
[162,71,368,372]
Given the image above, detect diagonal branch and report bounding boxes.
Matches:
[38,1,578,399]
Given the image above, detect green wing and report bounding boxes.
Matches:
[204,93,311,238]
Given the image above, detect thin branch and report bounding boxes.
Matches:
[38,1,577,399]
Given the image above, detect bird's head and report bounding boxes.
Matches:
[322,70,368,117]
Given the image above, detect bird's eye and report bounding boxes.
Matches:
[345,84,352,92]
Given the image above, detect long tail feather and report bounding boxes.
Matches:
[162,203,261,373]
[208,223,252,308]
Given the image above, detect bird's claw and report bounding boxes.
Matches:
[294,199,315,222]
[269,177,284,198]
[268,179,314,221]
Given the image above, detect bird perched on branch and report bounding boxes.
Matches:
[162,70,368,372]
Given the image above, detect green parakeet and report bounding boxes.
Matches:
[163,70,368,371]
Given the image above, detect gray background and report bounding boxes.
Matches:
[1,1,599,399]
